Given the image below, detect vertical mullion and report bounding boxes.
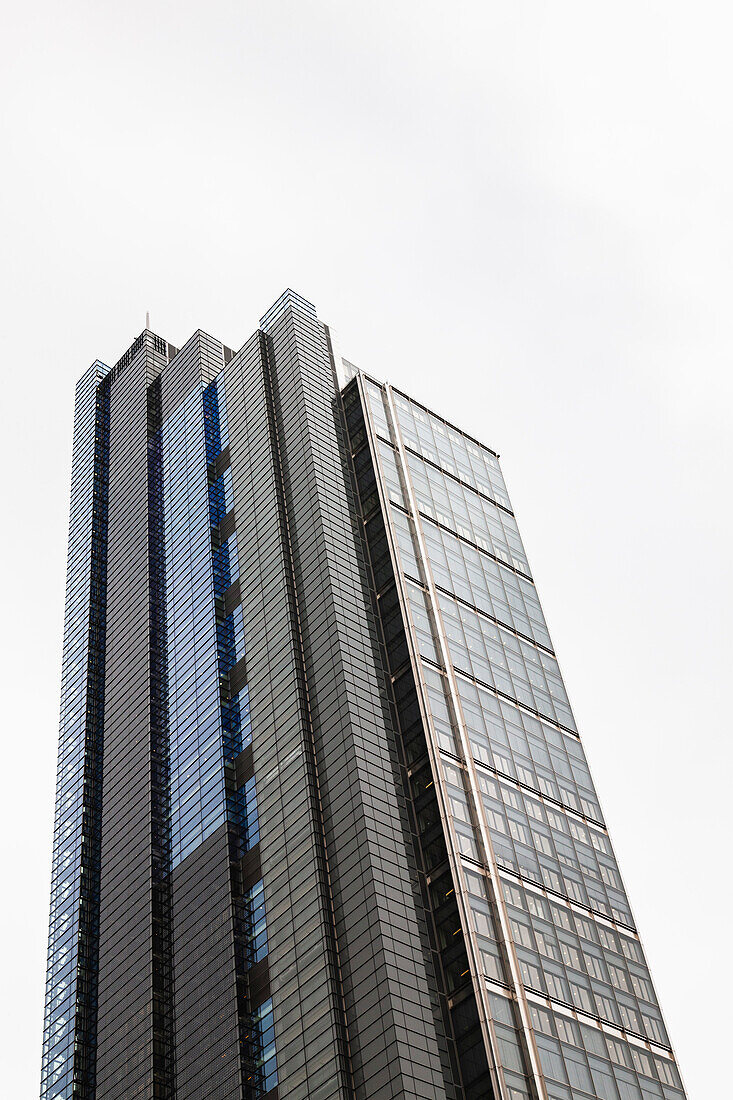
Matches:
[385,381,549,1100]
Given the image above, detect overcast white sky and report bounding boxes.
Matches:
[1,2,730,1096]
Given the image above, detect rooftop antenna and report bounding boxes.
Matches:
[146,310,150,330]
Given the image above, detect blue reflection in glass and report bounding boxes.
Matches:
[253,999,278,1091]
[41,360,109,1100]
[246,880,269,964]
[163,387,227,867]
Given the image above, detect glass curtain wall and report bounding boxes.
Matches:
[358,376,685,1100]
[41,361,110,1100]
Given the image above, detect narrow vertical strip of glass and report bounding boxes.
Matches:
[41,361,109,1100]
[147,375,175,1095]
[163,387,226,867]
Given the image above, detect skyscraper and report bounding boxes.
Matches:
[42,289,686,1100]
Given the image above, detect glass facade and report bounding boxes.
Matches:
[159,366,273,1091]
[41,361,109,1100]
[352,372,686,1100]
[163,384,227,866]
[42,292,685,1100]
[43,329,277,1100]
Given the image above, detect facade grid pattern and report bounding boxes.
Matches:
[356,375,686,1100]
[41,292,687,1100]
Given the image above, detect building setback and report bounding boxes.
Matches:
[41,290,687,1100]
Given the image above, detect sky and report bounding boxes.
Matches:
[0,2,730,1096]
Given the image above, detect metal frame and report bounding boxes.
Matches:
[358,370,534,1100]
[382,382,550,1100]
